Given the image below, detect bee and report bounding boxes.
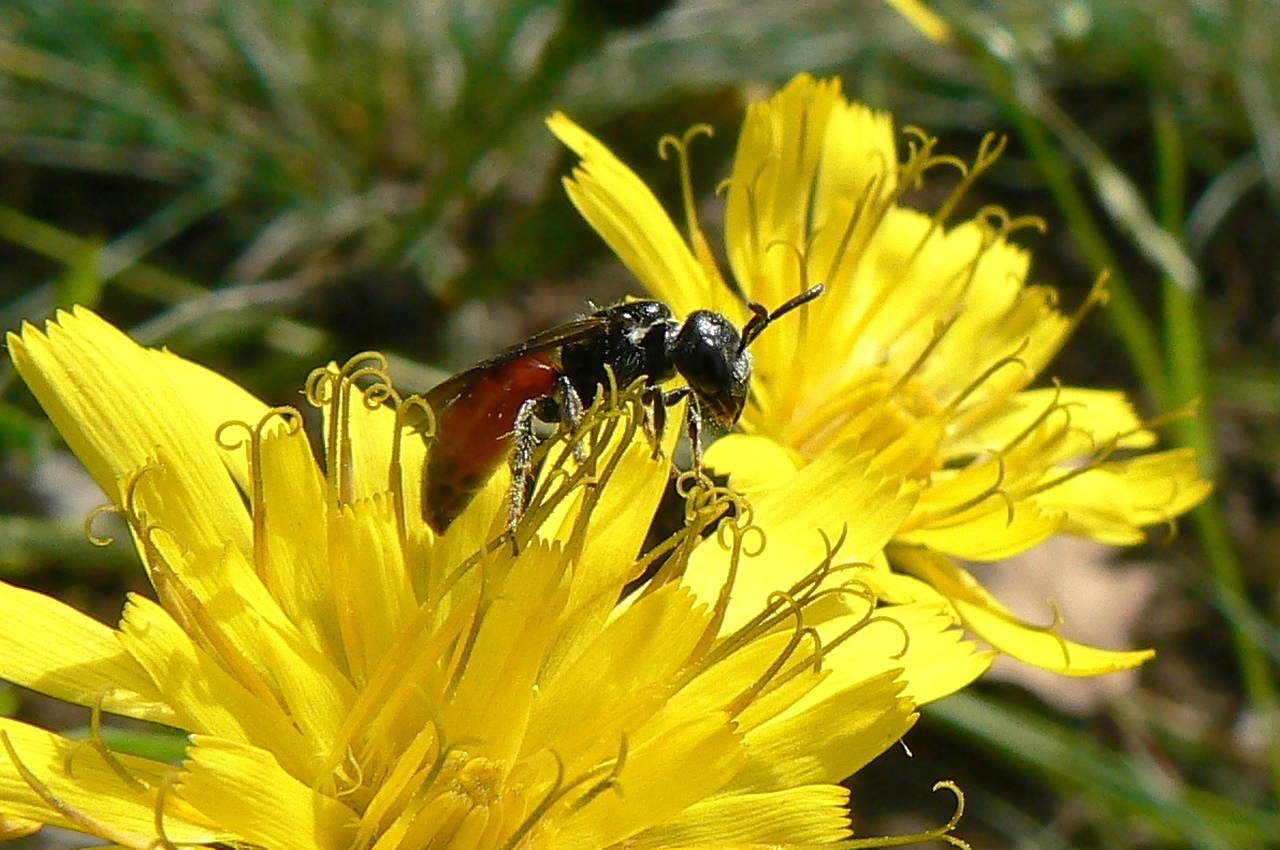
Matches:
[422,285,824,534]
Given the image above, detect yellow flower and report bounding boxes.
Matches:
[549,72,1212,676]
[2,308,989,849]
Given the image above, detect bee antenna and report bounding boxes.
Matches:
[738,283,825,354]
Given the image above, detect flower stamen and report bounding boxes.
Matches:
[149,775,180,850]
[562,736,629,815]
[71,700,148,794]
[841,781,971,850]
[217,408,304,579]
[84,503,120,547]
[726,598,818,716]
[941,338,1032,418]
[658,124,716,249]
[304,352,392,507]
[136,524,286,711]
[497,750,566,850]
[891,315,963,397]
[821,170,890,305]
[916,133,1007,249]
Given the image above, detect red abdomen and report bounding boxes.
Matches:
[424,354,559,532]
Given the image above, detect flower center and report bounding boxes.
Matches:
[401,752,529,850]
[438,752,509,809]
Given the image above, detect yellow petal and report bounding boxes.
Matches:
[0,813,41,840]
[685,440,917,635]
[553,394,681,615]
[725,77,899,427]
[861,602,994,704]
[800,599,990,709]
[897,497,1065,561]
[917,234,1064,410]
[444,543,567,760]
[532,584,709,752]
[557,712,744,850]
[144,345,270,492]
[548,111,725,319]
[329,495,417,684]
[255,423,343,663]
[0,718,223,845]
[727,72,896,311]
[116,595,316,778]
[892,546,1154,674]
[125,450,355,748]
[0,580,175,725]
[433,385,671,574]
[1039,449,1213,544]
[949,387,1157,457]
[630,784,852,846]
[178,736,358,850]
[960,598,1155,674]
[732,671,915,791]
[704,432,803,495]
[8,309,259,558]
[725,73,897,312]
[432,462,514,589]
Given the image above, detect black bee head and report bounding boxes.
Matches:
[671,310,751,427]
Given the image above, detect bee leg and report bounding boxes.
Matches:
[647,385,696,465]
[552,376,587,462]
[681,394,704,472]
[640,383,669,456]
[508,395,545,548]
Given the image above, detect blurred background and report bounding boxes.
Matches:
[1,0,1277,846]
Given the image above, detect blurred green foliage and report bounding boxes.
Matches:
[1,1,1278,848]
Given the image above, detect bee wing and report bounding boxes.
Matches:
[423,313,610,410]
